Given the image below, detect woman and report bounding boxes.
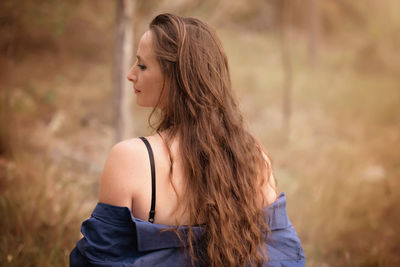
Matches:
[70,13,305,267]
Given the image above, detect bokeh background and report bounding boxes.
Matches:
[1,0,400,266]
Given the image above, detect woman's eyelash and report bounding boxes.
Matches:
[138,64,146,70]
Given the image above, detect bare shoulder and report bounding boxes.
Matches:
[98,138,150,208]
[260,148,278,205]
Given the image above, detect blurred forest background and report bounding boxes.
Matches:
[1,0,400,266]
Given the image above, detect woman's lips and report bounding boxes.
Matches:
[134,88,141,94]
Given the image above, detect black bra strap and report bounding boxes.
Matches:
[139,137,156,223]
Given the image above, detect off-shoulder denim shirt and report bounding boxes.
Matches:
[70,193,305,267]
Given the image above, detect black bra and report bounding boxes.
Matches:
[139,137,156,223]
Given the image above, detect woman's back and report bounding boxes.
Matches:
[71,135,305,266]
[99,132,278,226]
[71,134,305,267]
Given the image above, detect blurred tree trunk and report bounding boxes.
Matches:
[114,0,134,143]
[279,0,293,142]
[308,0,321,66]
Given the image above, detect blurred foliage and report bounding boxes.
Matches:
[0,0,83,55]
[1,0,400,266]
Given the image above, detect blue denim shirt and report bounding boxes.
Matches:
[70,193,305,266]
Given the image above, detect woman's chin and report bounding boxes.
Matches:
[136,100,155,108]
[135,99,163,109]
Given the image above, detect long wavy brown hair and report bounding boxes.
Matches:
[148,13,273,267]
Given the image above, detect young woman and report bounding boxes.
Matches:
[70,13,305,267]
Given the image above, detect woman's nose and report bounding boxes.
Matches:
[127,66,137,83]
